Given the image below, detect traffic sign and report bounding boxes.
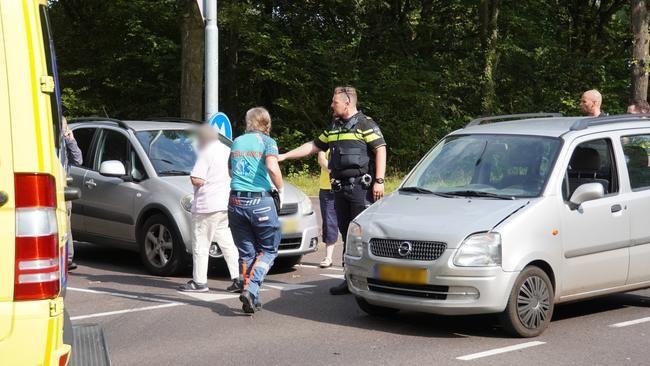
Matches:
[208,112,232,140]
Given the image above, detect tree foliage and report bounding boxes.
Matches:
[49,0,637,173]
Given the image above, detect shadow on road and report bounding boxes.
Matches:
[71,242,650,338]
[552,292,650,321]
[264,276,650,339]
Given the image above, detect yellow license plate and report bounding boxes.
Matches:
[377,265,428,285]
[281,219,299,234]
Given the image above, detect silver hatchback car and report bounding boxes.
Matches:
[346,113,650,337]
[68,118,319,276]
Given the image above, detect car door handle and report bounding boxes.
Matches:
[611,204,623,213]
[64,187,81,201]
[84,179,96,188]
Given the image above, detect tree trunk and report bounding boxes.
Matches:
[480,0,500,115]
[632,0,649,102]
[179,0,204,120]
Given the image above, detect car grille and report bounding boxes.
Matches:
[367,279,448,300]
[279,203,298,216]
[279,235,301,250]
[369,238,446,261]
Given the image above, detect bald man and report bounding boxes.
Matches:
[580,89,608,117]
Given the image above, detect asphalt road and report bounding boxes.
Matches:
[66,200,650,366]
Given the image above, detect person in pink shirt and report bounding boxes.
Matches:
[179,125,241,293]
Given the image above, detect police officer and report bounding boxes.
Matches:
[279,86,387,295]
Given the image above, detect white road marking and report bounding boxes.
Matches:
[610,316,650,328]
[178,292,241,302]
[264,282,317,291]
[70,302,184,321]
[456,341,546,361]
[321,274,345,280]
[298,264,344,271]
[68,287,176,304]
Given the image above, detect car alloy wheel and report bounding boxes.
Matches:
[144,224,173,268]
[516,276,551,329]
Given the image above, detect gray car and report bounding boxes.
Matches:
[68,118,319,276]
[346,113,650,337]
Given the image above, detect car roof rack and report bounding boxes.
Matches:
[145,117,204,124]
[466,113,563,127]
[569,114,650,131]
[68,117,131,129]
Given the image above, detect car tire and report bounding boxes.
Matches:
[274,255,303,269]
[355,296,400,316]
[138,214,188,276]
[500,266,554,338]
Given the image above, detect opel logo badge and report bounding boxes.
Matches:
[398,241,412,257]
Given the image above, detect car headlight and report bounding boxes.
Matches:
[346,221,363,257]
[299,196,313,215]
[453,232,501,267]
[180,194,193,212]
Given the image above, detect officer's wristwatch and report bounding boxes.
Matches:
[375,177,385,184]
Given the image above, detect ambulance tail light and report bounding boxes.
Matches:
[13,173,61,301]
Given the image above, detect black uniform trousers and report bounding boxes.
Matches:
[334,182,374,264]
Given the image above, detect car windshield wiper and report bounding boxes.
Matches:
[158,170,190,176]
[399,186,454,198]
[444,190,515,200]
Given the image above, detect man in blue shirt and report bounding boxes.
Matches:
[229,107,284,314]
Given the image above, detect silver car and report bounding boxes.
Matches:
[346,113,650,337]
[68,118,319,276]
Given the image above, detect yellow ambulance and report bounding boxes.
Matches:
[0,0,73,364]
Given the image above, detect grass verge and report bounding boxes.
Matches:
[286,173,403,196]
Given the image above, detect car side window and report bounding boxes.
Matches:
[73,128,96,169]
[621,134,650,190]
[563,138,619,200]
[96,130,129,170]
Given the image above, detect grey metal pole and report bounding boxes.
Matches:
[204,0,218,121]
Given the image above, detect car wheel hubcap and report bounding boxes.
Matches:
[145,224,173,268]
[209,243,221,258]
[517,275,551,329]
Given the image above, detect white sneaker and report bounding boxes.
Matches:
[319,258,332,268]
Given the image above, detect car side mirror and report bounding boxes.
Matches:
[569,183,604,208]
[99,160,126,178]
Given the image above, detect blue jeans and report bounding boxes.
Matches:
[228,195,281,304]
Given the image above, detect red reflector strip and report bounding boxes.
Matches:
[14,280,60,301]
[59,350,70,366]
[14,173,56,208]
[15,235,58,260]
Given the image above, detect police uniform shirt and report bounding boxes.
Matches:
[313,112,386,179]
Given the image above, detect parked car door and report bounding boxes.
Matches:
[68,126,99,234]
[558,135,631,296]
[81,128,143,243]
[620,131,650,285]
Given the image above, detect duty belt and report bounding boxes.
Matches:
[331,174,372,192]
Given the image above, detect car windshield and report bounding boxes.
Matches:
[402,134,562,198]
[136,129,198,175]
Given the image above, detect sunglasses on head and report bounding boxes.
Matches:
[334,86,355,103]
